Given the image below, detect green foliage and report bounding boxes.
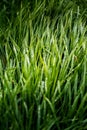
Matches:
[0,0,87,130]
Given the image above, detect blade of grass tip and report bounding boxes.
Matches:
[65,58,83,81]
[28,104,34,130]
[23,101,28,118]
[76,93,87,117]
[13,96,23,127]
[59,37,78,81]
[31,2,44,20]
[44,96,60,129]
[70,54,75,72]
[10,36,20,51]
[52,81,60,103]
[68,94,80,118]
[59,54,71,82]
[62,79,71,107]
[22,53,30,79]
[46,118,59,130]
[51,52,61,94]
[40,54,48,74]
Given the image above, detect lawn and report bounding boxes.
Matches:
[0,0,87,130]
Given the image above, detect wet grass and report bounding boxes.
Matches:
[0,0,87,130]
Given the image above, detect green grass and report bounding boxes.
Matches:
[0,0,87,130]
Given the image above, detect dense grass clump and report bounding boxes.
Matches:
[0,0,87,130]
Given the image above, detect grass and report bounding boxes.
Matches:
[0,0,87,130]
